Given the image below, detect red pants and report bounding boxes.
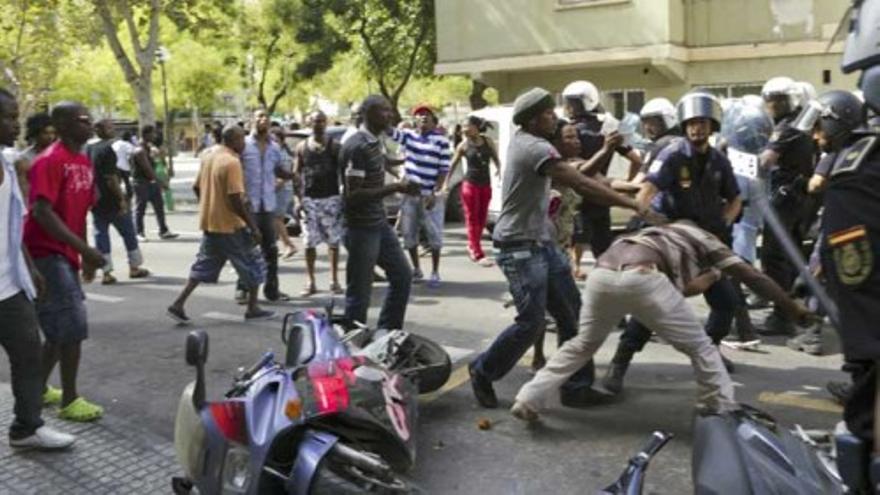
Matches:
[460,180,492,259]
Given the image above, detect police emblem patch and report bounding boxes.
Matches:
[829,225,873,286]
[679,166,691,188]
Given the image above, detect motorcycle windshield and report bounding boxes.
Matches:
[721,98,774,155]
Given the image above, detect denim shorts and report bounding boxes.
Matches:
[275,187,293,217]
[189,230,266,289]
[33,255,88,344]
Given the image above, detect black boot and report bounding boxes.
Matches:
[602,348,634,394]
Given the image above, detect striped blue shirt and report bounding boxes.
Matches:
[390,128,452,195]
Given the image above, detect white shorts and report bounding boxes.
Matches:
[302,196,344,248]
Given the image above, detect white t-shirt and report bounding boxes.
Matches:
[0,165,18,300]
[112,139,134,172]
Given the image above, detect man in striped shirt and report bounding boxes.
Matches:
[391,105,452,288]
[511,220,815,421]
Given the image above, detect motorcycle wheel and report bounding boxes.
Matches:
[311,448,411,494]
[403,334,451,394]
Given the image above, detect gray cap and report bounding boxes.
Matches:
[513,87,555,126]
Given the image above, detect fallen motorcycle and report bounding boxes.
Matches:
[172,308,451,494]
[600,405,845,494]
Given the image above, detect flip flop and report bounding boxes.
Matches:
[300,285,317,297]
[58,397,103,422]
[42,386,62,407]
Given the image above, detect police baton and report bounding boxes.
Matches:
[753,186,840,329]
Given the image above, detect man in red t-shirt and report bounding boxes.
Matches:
[25,101,105,422]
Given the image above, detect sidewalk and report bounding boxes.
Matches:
[0,384,179,495]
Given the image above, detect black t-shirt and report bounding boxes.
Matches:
[768,117,816,190]
[87,139,122,215]
[463,138,493,186]
[299,137,341,199]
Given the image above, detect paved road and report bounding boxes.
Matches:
[0,193,848,494]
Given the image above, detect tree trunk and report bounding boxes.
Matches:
[133,79,156,128]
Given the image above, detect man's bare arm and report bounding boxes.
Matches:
[722,196,743,226]
[545,160,642,212]
[723,262,810,322]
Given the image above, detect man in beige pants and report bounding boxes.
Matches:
[512,221,814,421]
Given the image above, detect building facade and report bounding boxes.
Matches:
[435,0,857,115]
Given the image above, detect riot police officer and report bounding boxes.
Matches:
[758,76,818,336]
[632,97,682,183]
[820,7,880,483]
[602,92,742,393]
[562,80,643,279]
[786,90,865,356]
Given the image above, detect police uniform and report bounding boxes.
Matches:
[572,114,633,256]
[761,116,817,293]
[820,135,880,441]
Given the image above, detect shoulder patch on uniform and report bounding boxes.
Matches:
[648,159,663,174]
[831,136,879,178]
[829,225,873,286]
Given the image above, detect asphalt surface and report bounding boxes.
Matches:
[0,156,848,494]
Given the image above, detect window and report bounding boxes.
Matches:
[557,0,630,8]
[694,83,763,99]
[603,89,646,118]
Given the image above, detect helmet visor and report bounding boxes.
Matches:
[791,100,825,134]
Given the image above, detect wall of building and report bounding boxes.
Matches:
[436,0,674,63]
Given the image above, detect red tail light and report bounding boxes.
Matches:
[209,401,248,445]
[307,357,361,415]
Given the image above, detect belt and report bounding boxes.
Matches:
[595,261,659,272]
[493,240,540,250]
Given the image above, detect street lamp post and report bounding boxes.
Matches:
[155,46,173,174]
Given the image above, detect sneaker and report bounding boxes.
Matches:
[245,309,276,321]
[412,269,424,284]
[559,387,616,408]
[510,401,539,422]
[264,291,291,302]
[477,257,494,267]
[129,267,150,279]
[427,272,441,289]
[42,386,62,407]
[746,294,770,309]
[722,331,761,351]
[468,362,498,408]
[137,234,148,243]
[10,426,76,450]
[166,306,191,325]
[101,273,117,285]
[159,231,180,240]
[58,397,103,422]
[786,329,823,356]
[757,312,796,337]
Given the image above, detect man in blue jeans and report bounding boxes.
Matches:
[341,95,420,330]
[86,120,150,285]
[468,87,658,409]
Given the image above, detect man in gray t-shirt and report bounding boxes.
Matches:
[491,129,558,243]
[468,87,657,409]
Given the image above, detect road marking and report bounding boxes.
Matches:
[420,365,471,404]
[135,283,185,292]
[757,392,843,414]
[84,293,125,303]
[441,345,473,365]
[802,385,822,391]
[203,311,245,322]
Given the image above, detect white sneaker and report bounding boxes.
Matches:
[10,426,76,450]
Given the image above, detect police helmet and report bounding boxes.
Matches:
[761,76,799,112]
[793,90,865,151]
[562,80,600,113]
[639,98,677,130]
[842,0,880,113]
[676,92,723,132]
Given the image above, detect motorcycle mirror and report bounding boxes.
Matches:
[185,330,209,366]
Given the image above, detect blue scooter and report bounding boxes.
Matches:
[171,309,450,494]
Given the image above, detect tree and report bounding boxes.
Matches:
[93,0,162,126]
[0,1,96,125]
[344,0,435,112]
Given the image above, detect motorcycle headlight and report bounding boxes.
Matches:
[222,445,252,494]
